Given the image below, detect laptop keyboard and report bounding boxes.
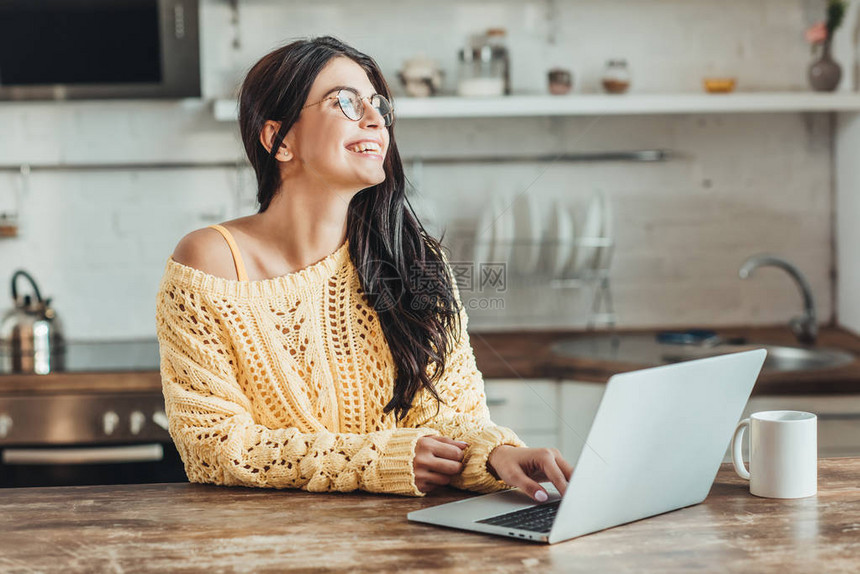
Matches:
[476,500,561,533]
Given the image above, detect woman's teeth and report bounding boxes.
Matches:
[347,142,382,154]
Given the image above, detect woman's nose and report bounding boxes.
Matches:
[359,98,385,127]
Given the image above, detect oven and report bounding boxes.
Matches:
[0,392,187,488]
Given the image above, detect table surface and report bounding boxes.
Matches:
[1,458,858,573]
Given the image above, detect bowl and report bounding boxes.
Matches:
[703,77,737,93]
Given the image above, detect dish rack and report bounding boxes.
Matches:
[444,234,617,330]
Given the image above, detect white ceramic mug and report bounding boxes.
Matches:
[731,410,817,498]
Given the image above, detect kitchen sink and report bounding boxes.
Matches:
[756,344,855,372]
[549,334,856,374]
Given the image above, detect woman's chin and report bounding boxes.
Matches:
[323,164,385,191]
[355,169,386,187]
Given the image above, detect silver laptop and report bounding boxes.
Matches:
[408,348,767,544]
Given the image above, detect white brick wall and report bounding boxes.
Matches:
[0,0,842,338]
[398,110,833,330]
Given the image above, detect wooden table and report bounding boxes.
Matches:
[0,458,858,573]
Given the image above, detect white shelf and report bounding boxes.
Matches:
[213,92,860,121]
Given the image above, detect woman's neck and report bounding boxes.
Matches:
[255,184,352,270]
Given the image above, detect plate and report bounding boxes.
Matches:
[472,194,496,265]
[569,190,603,275]
[512,194,542,275]
[562,202,579,275]
[544,199,574,278]
[595,192,614,270]
[492,193,515,265]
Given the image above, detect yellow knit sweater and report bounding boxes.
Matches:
[155,238,526,497]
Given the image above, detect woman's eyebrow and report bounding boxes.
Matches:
[322,85,371,98]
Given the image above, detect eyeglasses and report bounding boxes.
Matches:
[302,87,394,127]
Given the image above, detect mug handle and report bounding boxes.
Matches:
[732,418,751,480]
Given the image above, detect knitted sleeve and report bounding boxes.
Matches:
[155,276,440,496]
[400,255,528,494]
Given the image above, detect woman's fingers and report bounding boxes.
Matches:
[506,466,548,502]
[415,438,464,467]
[489,446,575,502]
[415,470,454,492]
[425,470,453,486]
[433,435,469,449]
[415,449,463,475]
[428,436,468,461]
[415,436,461,460]
[556,449,574,481]
[540,451,569,497]
[433,444,466,462]
[413,436,466,482]
[522,448,570,497]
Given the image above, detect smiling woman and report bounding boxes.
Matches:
[155,36,572,502]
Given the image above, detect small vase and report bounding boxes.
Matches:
[808,38,842,92]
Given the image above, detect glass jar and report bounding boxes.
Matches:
[601,59,631,94]
[457,30,508,97]
[547,67,573,95]
[485,28,510,95]
[0,212,18,238]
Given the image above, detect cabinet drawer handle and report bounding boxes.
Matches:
[486,397,508,407]
[2,444,164,465]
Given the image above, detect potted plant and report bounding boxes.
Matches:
[806,0,848,91]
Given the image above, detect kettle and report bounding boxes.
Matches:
[0,270,66,374]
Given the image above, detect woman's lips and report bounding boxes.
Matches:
[347,148,384,160]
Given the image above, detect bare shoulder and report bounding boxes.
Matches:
[171,227,237,280]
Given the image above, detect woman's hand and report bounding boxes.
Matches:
[413,435,468,493]
[486,445,574,502]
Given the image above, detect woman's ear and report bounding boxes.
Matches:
[260,120,292,161]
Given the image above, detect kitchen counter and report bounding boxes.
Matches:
[0,339,161,394]
[471,325,860,395]
[2,326,860,395]
[0,458,857,573]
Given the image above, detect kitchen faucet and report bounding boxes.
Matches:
[738,254,817,345]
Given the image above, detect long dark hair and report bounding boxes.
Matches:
[237,36,460,422]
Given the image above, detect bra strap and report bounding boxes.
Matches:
[207,224,249,282]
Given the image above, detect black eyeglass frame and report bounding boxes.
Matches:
[302,87,394,127]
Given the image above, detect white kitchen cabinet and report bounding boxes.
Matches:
[725,395,860,462]
[484,378,606,463]
[511,431,562,452]
[484,378,561,450]
[744,395,860,457]
[558,381,606,465]
[489,378,860,467]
